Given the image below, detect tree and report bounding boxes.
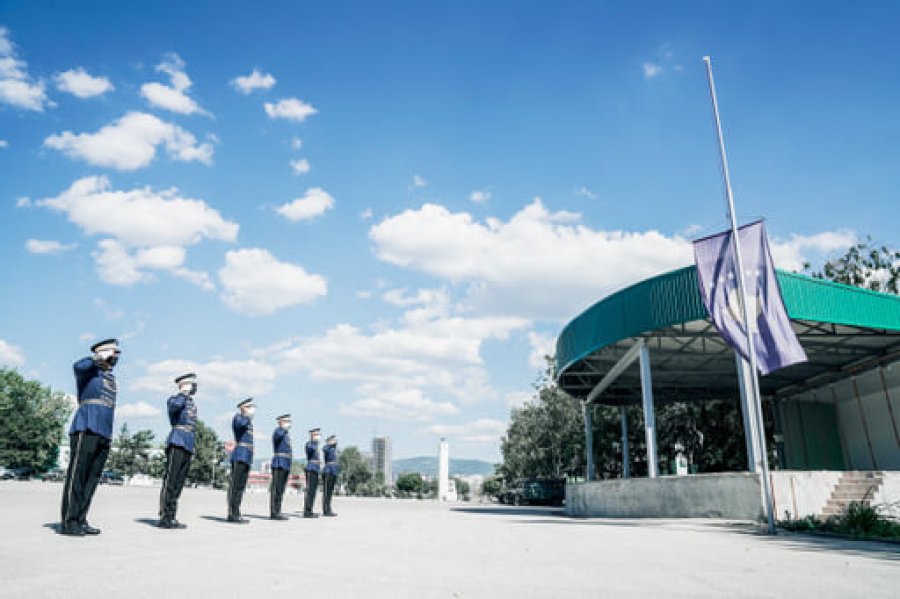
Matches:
[453,477,471,501]
[805,237,899,295]
[396,472,424,493]
[338,446,372,495]
[187,420,229,488]
[0,368,73,471]
[106,424,155,477]
[500,358,585,482]
[481,476,502,498]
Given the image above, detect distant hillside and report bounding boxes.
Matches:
[393,456,496,477]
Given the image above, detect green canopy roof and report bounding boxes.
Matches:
[555,266,900,405]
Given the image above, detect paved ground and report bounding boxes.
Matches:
[1,481,897,598]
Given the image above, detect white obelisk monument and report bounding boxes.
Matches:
[438,437,449,501]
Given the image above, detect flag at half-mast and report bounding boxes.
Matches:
[693,220,807,375]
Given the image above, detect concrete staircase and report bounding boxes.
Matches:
[822,471,884,517]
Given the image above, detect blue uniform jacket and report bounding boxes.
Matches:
[165,393,197,453]
[69,357,117,440]
[271,428,292,471]
[305,440,321,473]
[323,444,339,476]
[231,414,254,464]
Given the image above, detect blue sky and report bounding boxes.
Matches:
[1,1,897,461]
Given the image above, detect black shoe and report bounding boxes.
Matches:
[270,514,289,521]
[60,522,85,537]
[158,519,174,529]
[303,512,319,518]
[79,522,101,535]
[171,520,187,529]
[324,511,338,517]
[227,516,250,524]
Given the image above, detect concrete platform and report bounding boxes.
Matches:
[1,481,898,598]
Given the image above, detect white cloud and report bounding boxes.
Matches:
[291,137,302,150]
[25,239,77,254]
[54,67,113,98]
[218,248,327,315]
[470,189,491,204]
[356,290,372,299]
[116,401,162,420]
[370,199,693,320]
[575,186,597,200]
[266,300,527,416]
[360,208,374,220]
[44,111,214,170]
[39,176,235,288]
[290,158,310,175]
[770,231,857,272]
[426,418,507,443]
[412,175,427,188]
[264,97,317,122]
[642,62,662,79]
[130,358,277,400]
[275,187,334,222]
[0,139,7,148]
[15,196,30,207]
[527,331,555,369]
[230,68,276,94]
[340,385,459,422]
[382,287,450,310]
[0,27,50,111]
[505,391,532,409]
[140,53,208,116]
[0,339,25,367]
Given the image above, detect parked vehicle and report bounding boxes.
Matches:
[500,478,565,507]
[7,466,37,481]
[41,468,64,482]
[100,470,124,485]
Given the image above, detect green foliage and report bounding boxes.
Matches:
[0,368,73,471]
[780,502,900,542]
[187,420,229,488]
[453,477,471,501]
[481,476,503,497]
[500,359,585,481]
[106,424,155,477]
[338,446,372,494]
[396,471,424,493]
[805,236,899,295]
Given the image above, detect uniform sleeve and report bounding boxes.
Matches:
[168,395,185,424]
[233,415,247,439]
[272,428,283,448]
[72,357,98,388]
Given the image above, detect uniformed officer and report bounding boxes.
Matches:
[269,414,292,520]
[227,398,255,523]
[303,427,321,518]
[158,373,198,529]
[322,434,339,517]
[60,338,121,537]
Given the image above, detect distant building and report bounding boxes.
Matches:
[371,436,392,486]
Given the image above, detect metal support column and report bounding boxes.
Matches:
[620,405,630,479]
[639,343,659,478]
[583,402,594,481]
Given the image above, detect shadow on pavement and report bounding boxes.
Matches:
[200,515,234,523]
[42,522,61,533]
[134,518,162,528]
[452,506,565,518]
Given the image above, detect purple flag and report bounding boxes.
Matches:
[693,221,807,375]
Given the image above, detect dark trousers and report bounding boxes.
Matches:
[60,431,110,526]
[323,472,337,514]
[158,445,192,520]
[228,461,250,519]
[304,470,319,514]
[269,467,289,517]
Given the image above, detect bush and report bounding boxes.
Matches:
[779,502,900,542]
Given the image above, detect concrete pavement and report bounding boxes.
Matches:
[1,480,897,598]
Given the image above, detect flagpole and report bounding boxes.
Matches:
[702,56,777,534]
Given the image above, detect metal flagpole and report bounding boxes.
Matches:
[702,56,777,534]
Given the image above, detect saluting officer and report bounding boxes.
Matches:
[227,398,255,523]
[322,434,339,517]
[158,373,198,529]
[269,414,292,520]
[60,338,121,537]
[303,427,322,518]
